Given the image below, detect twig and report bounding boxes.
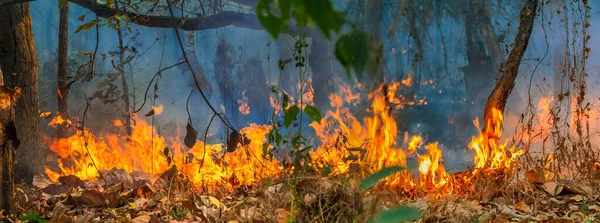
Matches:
[81,94,107,185]
[166,0,236,132]
[200,113,218,170]
[132,61,184,113]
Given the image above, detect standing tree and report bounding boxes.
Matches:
[0,2,43,182]
[57,1,70,138]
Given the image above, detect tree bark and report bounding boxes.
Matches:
[115,1,132,136]
[0,68,19,214]
[57,2,70,138]
[0,2,43,183]
[309,37,333,107]
[483,0,538,129]
[363,0,384,92]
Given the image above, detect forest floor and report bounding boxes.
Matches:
[3,168,599,223]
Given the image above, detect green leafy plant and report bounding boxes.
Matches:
[360,167,421,223]
[20,212,48,223]
[256,0,371,77]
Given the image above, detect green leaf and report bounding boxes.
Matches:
[335,30,370,77]
[303,105,322,124]
[360,166,405,191]
[301,0,344,39]
[97,0,106,4]
[75,19,101,34]
[20,212,42,221]
[368,205,421,223]
[282,93,290,110]
[256,0,291,39]
[58,0,67,9]
[163,147,170,157]
[115,14,131,23]
[284,105,300,128]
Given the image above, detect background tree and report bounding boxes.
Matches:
[0,2,43,182]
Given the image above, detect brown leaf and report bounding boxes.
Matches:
[49,213,73,223]
[152,166,177,191]
[131,215,151,223]
[99,168,133,187]
[227,130,250,152]
[563,184,593,197]
[33,175,53,189]
[42,183,69,195]
[74,213,95,223]
[542,182,563,196]
[58,175,85,188]
[568,194,583,202]
[515,201,532,214]
[526,167,546,183]
[75,189,106,207]
[135,183,154,199]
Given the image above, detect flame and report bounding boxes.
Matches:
[152,105,164,115]
[468,108,523,172]
[44,115,280,191]
[49,115,72,127]
[113,120,123,126]
[417,143,450,193]
[237,90,250,115]
[43,80,523,197]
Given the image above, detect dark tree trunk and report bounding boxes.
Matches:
[484,0,538,130]
[363,0,384,92]
[0,68,19,214]
[115,1,132,136]
[309,37,333,107]
[0,2,43,183]
[461,0,496,108]
[57,2,69,137]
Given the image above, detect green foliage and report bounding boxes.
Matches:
[303,105,322,124]
[256,0,371,77]
[284,105,300,128]
[163,147,173,166]
[256,0,342,39]
[360,166,405,191]
[58,0,67,9]
[20,212,48,223]
[75,19,101,34]
[368,206,421,223]
[335,30,370,78]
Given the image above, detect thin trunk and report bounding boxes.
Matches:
[308,37,332,107]
[57,2,69,137]
[483,0,538,129]
[364,0,384,92]
[475,0,503,73]
[0,2,43,182]
[0,68,19,214]
[115,1,132,136]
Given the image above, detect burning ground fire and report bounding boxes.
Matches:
[43,80,522,197]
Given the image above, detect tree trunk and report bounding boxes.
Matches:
[483,0,538,130]
[115,1,132,136]
[363,0,384,92]
[309,37,333,107]
[0,68,19,214]
[0,2,43,183]
[57,2,69,138]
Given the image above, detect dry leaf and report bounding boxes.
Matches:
[568,194,583,202]
[33,175,53,189]
[526,167,546,183]
[49,213,73,223]
[514,201,532,214]
[542,182,563,196]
